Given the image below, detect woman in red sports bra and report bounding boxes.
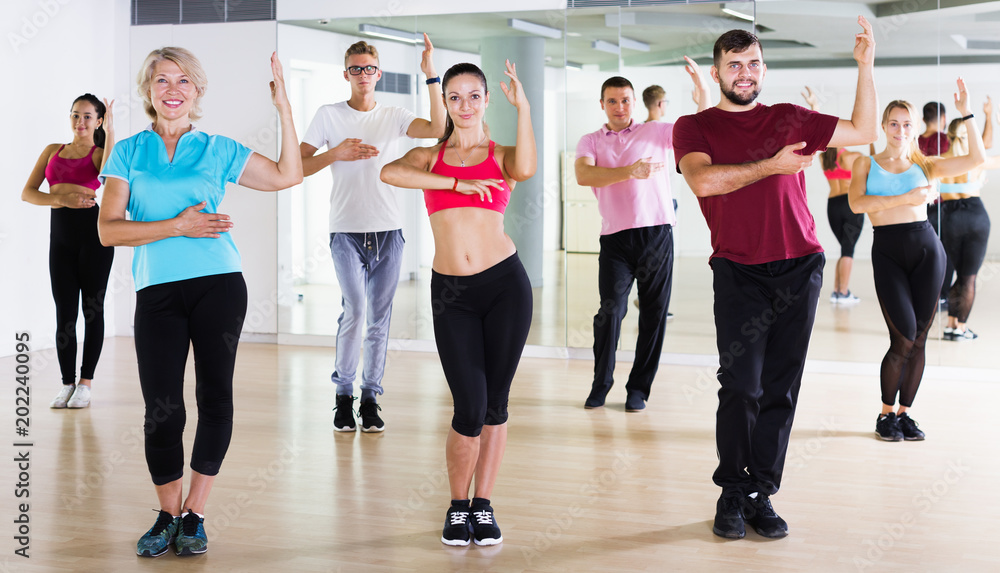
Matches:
[382,60,535,547]
[21,94,116,410]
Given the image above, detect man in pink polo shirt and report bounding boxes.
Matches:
[673,18,877,540]
[575,73,707,413]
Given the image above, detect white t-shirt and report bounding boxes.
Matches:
[302,101,416,233]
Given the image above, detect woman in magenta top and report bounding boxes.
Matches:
[381,60,535,547]
[21,94,115,410]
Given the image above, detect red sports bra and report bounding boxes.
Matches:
[44,145,100,190]
[423,140,511,216]
[823,148,852,181]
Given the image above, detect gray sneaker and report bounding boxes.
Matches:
[50,385,75,408]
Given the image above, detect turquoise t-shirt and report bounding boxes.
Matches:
[101,126,253,290]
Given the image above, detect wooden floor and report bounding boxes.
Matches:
[1,339,997,572]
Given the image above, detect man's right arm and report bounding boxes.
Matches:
[678,142,814,198]
[575,156,663,188]
[300,139,380,177]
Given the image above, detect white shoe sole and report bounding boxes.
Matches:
[441,536,471,546]
[474,535,503,546]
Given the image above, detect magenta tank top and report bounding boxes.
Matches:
[423,141,511,216]
[44,145,100,191]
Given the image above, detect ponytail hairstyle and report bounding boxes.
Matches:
[821,147,839,172]
[72,93,107,149]
[881,100,931,176]
[439,62,488,144]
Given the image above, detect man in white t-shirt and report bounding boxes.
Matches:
[300,34,445,433]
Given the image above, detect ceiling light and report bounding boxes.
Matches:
[566,61,584,70]
[592,40,620,55]
[619,36,650,52]
[721,7,754,22]
[508,18,562,40]
[358,24,421,44]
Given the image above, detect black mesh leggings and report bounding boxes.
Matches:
[941,197,990,323]
[871,222,946,408]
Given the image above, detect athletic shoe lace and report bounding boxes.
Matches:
[181,511,201,536]
[473,510,494,525]
[148,510,173,535]
[448,510,469,526]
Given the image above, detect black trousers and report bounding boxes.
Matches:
[134,272,247,486]
[431,254,533,438]
[49,206,114,385]
[591,225,673,400]
[711,253,824,496]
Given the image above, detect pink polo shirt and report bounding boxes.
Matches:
[576,120,676,235]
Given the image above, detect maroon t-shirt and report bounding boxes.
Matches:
[673,103,838,265]
[918,132,950,156]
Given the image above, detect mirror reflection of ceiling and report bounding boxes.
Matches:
[284,1,1000,69]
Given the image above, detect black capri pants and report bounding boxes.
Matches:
[940,197,990,277]
[134,272,247,485]
[431,253,533,438]
[49,206,114,385]
[827,194,865,258]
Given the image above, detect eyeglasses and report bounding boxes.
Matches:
[347,65,379,76]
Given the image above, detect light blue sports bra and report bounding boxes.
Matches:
[865,159,930,197]
[940,173,984,195]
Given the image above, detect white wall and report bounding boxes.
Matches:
[2,0,130,361]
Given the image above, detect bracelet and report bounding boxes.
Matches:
[426,76,441,85]
[452,177,459,191]
[962,113,975,121]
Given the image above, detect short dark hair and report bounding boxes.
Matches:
[601,76,634,100]
[713,29,762,68]
[923,101,946,123]
[642,85,665,109]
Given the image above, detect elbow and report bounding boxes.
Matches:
[863,126,879,145]
[688,179,713,198]
[379,166,394,185]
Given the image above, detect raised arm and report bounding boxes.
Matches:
[927,79,987,180]
[381,145,504,202]
[684,56,711,113]
[98,178,234,247]
[827,16,879,148]
[238,52,304,191]
[497,60,536,182]
[406,34,447,140]
[802,86,820,111]
[678,141,813,197]
[847,156,935,214]
[99,98,115,172]
[982,95,994,150]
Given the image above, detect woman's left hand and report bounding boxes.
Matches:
[102,97,115,135]
[269,52,290,110]
[499,59,528,109]
[954,77,971,116]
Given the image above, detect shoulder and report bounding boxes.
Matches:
[40,142,61,158]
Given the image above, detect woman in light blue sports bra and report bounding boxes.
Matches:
[848,81,986,443]
[938,107,1000,340]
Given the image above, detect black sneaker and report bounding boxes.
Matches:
[742,493,788,538]
[875,412,903,442]
[897,412,925,441]
[359,399,385,433]
[584,386,608,409]
[441,505,472,546]
[712,492,745,539]
[333,395,356,432]
[470,503,503,546]
[625,392,646,412]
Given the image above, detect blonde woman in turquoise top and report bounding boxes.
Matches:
[99,47,302,558]
[848,79,985,443]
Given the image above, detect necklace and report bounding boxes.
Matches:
[451,133,487,167]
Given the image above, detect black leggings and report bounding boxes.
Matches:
[431,254,532,438]
[134,273,247,486]
[872,222,945,408]
[49,206,114,385]
[941,197,990,322]
[827,194,864,258]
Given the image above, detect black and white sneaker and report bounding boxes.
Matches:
[875,412,903,442]
[952,328,978,341]
[441,505,472,546]
[359,399,385,433]
[897,412,925,441]
[470,503,503,546]
[333,395,356,432]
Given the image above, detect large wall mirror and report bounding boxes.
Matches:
[275,1,1000,374]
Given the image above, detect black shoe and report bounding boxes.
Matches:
[875,412,903,442]
[333,395,356,432]
[584,387,608,409]
[897,412,925,441]
[712,491,745,539]
[625,392,646,412]
[359,399,385,433]
[470,502,503,546]
[742,493,788,538]
[441,505,472,546]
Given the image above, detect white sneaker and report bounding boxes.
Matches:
[67,385,91,408]
[50,385,76,408]
[839,291,860,304]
